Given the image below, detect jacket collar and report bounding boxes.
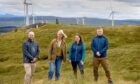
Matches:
[97,35,104,38]
[28,39,34,43]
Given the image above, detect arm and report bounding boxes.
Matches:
[91,38,97,52]
[100,38,109,53]
[35,44,40,58]
[48,40,54,60]
[81,44,86,62]
[68,44,73,61]
[63,41,67,62]
[22,42,33,60]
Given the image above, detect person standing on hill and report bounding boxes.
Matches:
[91,28,113,84]
[22,31,40,84]
[48,30,67,81]
[69,34,86,78]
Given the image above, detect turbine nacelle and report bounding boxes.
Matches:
[24,0,32,5]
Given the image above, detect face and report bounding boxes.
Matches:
[28,32,34,40]
[97,29,103,36]
[57,32,63,39]
[74,35,80,43]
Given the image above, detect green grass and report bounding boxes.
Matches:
[0,24,140,84]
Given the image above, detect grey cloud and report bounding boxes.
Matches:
[0,0,139,19]
[115,0,140,7]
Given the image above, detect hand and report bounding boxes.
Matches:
[80,61,84,65]
[96,51,101,56]
[69,60,71,63]
[31,58,37,63]
[48,60,51,64]
[48,60,54,64]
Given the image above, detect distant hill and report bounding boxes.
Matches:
[0,14,140,27]
[0,26,17,34]
[0,13,19,18]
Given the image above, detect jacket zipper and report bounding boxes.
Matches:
[75,44,78,61]
[98,38,100,51]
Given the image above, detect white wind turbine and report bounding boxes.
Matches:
[31,3,35,24]
[109,0,116,27]
[76,17,80,25]
[24,0,32,26]
[110,11,115,27]
[82,17,85,25]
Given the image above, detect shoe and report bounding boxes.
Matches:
[108,80,113,84]
[55,78,60,81]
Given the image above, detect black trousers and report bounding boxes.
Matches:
[71,61,84,78]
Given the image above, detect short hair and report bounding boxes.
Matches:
[28,31,35,36]
[96,27,103,31]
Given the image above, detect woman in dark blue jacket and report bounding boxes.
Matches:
[69,34,86,78]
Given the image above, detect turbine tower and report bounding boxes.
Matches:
[82,17,85,25]
[31,3,35,24]
[24,0,32,26]
[76,17,79,25]
[110,11,115,27]
[110,0,115,27]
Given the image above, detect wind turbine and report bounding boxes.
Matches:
[31,3,35,24]
[109,0,115,27]
[24,0,32,26]
[82,17,85,25]
[76,17,79,25]
[110,11,115,27]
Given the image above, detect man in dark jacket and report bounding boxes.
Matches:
[22,31,40,84]
[91,28,113,84]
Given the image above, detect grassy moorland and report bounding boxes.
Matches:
[0,24,140,84]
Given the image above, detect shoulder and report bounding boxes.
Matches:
[23,40,28,45]
[93,35,97,38]
[52,39,56,42]
[34,40,39,45]
[94,36,98,39]
[93,36,98,40]
[82,43,86,46]
[103,35,108,40]
[70,42,75,47]
[51,39,57,43]
[71,42,75,46]
[81,43,86,48]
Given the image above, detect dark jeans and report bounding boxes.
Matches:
[71,61,84,78]
[48,57,62,80]
[93,58,112,81]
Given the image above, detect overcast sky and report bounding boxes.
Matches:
[0,0,140,20]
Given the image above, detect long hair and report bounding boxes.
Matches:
[56,33,65,41]
[75,33,83,45]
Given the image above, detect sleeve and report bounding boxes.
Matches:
[91,38,97,52]
[22,42,34,60]
[63,41,67,62]
[48,39,54,60]
[100,38,109,53]
[81,44,86,62]
[35,43,40,58]
[68,44,73,60]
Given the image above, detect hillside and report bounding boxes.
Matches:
[0,24,140,84]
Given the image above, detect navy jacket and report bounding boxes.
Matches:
[69,42,86,62]
[91,35,109,58]
[22,39,40,63]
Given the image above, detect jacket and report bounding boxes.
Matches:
[69,42,86,62]
[91,35,109,58]
[48,39,67,62]
[22,39,40,63]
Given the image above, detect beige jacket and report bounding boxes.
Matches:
[48,39,67,62]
